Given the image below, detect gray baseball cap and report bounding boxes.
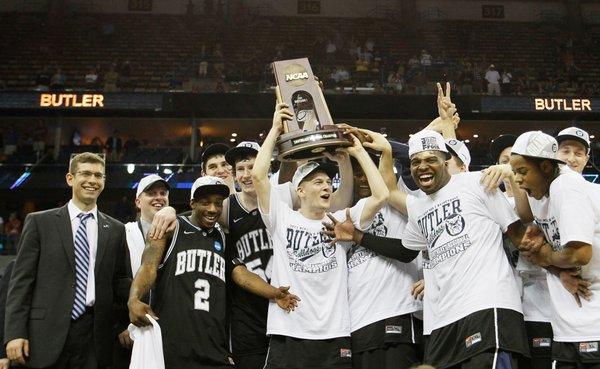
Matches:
[136,174,170,198]
[511,131,566,164]
[445,139,471,171]
[557,127,590,152]
[408,130,451,159]
[190,176,230,200]
[291,161,337,188]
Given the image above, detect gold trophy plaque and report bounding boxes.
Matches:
[272,58,350,161]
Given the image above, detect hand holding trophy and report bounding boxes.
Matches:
[272,58,351,161]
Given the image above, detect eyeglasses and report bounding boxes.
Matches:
[75,171,106,179]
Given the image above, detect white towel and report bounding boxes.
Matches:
[125,222,145,276]
[128,315,165,369]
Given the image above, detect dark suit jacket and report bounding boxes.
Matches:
[4,205,131,368]
[0,260,15,359]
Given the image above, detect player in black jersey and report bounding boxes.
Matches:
[128,176,298,369]
[224,141,276,369]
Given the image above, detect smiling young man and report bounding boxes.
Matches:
[127,174,171,275]
[556,127,591,174]
[110,174,172,368]
[128,176,297,369]
[399,129,531,369]
[5,152,130,369]
[252,103,389,369]
[509,131,600,369]
[128,176,233,368]
[202,143,236,193]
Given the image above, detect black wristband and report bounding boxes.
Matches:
[360,233,419,263]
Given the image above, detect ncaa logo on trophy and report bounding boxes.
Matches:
[273,58,351,161]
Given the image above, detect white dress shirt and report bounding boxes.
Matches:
[67,200,98,306]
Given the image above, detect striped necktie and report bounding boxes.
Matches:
[72,213,93,320]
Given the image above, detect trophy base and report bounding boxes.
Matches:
[276,126,351,161]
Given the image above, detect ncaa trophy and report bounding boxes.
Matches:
[272,58,351,161]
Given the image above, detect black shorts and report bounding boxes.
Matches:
[552,361,600,369]
[446,350,518,369]
[233,351,267,369]
[516,321,553,369]
[424,308,529,369]
[553,340,600,365]
[351,313,423,353]
[264,335,352,369]
[352,342,421,369]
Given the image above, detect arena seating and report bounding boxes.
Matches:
[1,13,599,92]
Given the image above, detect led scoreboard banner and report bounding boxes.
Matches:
[0,92,164,111]
[481,97,598,113]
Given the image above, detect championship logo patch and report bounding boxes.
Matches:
[465,333,482,349]
[532,338,551,348]
[385,325,402,334]
[579,342,599,353]
[340,348,352,358]
[421,136,440,151]
[445,213,465,236]
[214,241,222,252]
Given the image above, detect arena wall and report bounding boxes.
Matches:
[0,0,599,24]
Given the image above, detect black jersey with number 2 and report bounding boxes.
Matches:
[153,215,233,369]
[226,194,274,356]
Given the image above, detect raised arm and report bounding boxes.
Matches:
[360,129,407,215]
[252,103,293,214]
[326,150,353,211]
[346,135,389,228]
[277,161,297,185]
[128,234,169,327]
[426,82,458,139]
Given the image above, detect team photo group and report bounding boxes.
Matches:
[3,83,600,369]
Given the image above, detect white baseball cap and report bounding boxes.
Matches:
[190,176,230,200]
[291,161,337,188]
[556,127,590,151]
[511,131,566,164]
[225,141,261,166]
[136,174,170,198]
[408,130,451,159]
[445,139,471,171]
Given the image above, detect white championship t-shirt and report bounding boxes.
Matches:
[527,169,600,342]
[347,204,422,332]
[402,172,522,333]
[260,188,368,339]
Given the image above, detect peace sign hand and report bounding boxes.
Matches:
[322,209,361,245]
[437,82,457,122]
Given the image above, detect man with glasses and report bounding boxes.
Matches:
[5,152,131,369]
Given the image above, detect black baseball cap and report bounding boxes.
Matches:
[225,141,260,166]
[489,134,517,163]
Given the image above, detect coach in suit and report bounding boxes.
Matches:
[4,152,131,369]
